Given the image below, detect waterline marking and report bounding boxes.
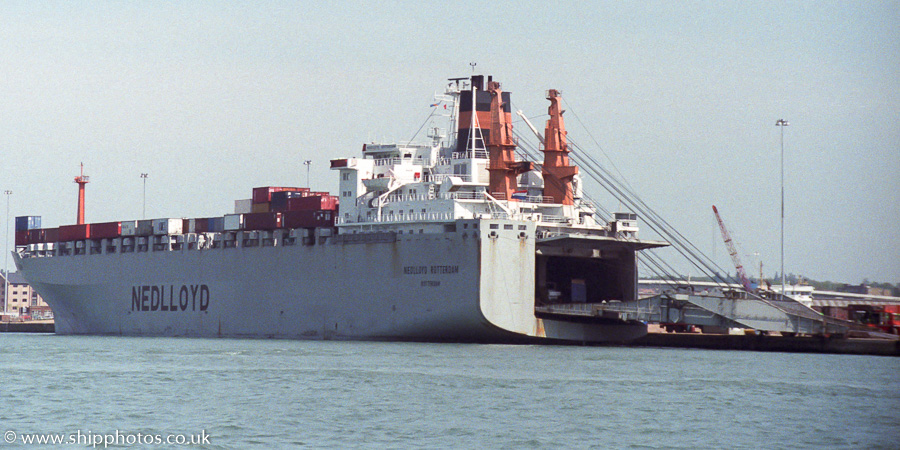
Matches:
[4,429,210,447]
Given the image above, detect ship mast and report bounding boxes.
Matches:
[74,163,90,225]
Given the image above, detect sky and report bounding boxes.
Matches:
[1,1,898,284]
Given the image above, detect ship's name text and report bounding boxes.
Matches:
[403,265,459,275]
[131,285,210,312]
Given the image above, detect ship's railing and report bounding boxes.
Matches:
[452,150,488,159]
[439,191,485,201]
[373,157,431,167]
[383,193,436,203]
[422,173,473,183]
[490,192,554,204]
[525,195,554,204]
[540,215,570,224]
[336,211,455,225]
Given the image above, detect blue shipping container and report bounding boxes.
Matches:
[15,216,41,232]
[208,217,225,232]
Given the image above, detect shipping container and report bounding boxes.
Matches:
[224,214,243,231]
[287,195,339,211]
[208,217,225,232]
[244,212,283,230]
[58,224,91,241]
[270,191,309,211]
[152,218,183,235]
[183,218,193,234]
[15,216,41,232]
[251,202,271,214]
[44,228,59,243]
[15,230,29,246]
[192,218,211,233]
[252,186,309,204]
[27,229,44,243]
[283,210,334,229]
[91,221,122,239]
[234,199,252,214]
[121,221,137,236]
[136,220,154,236]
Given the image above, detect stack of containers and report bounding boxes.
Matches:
[270,189,310,211]
[14,216,41,246]
[251,187,309,213]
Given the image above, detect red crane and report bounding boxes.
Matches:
[74,163,89,225]
[712,205,752,291]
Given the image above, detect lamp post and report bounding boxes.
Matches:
[141,173,148,219]
[303,160,312,189]
[775,119,789,297]
[3,190,11,313]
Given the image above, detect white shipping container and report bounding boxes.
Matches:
[153,218,183,235]
[121,221,137,236]
[224,214,243,231]
[234,199,252,214]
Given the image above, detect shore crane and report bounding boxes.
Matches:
[712,205,753,291]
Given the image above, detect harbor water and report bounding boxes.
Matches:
[2,334,897,448]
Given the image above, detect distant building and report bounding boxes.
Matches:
[837,284,894,297]
[1,271,52,320]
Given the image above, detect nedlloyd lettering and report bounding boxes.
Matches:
[403,265,459,275]
[131,284,210,312]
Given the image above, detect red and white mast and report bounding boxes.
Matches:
[74,163,90,225]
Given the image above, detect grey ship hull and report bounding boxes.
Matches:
[14,219,647,343]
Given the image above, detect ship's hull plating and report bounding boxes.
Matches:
[14,220,647,343]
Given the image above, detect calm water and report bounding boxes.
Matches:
[1,334,897,449]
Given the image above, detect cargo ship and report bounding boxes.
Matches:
[13,75,667,343]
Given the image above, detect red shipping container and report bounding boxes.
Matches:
[283,210,334,229]
[27,229,44,243]
[91,221,122,239]
[58,224,91,241]
[286,195,338,211]
[252,186,309,204]
[243,212,283,230]
[194,218,210,233]
[15,230,29,246]
[44,228,59,243]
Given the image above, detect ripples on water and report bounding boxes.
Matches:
[2,334,897,449]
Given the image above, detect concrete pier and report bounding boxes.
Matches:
[0,322,55,333]
[629,332,900,357]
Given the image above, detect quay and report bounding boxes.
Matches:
[0,321,54,333]
[628,331,900,357]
